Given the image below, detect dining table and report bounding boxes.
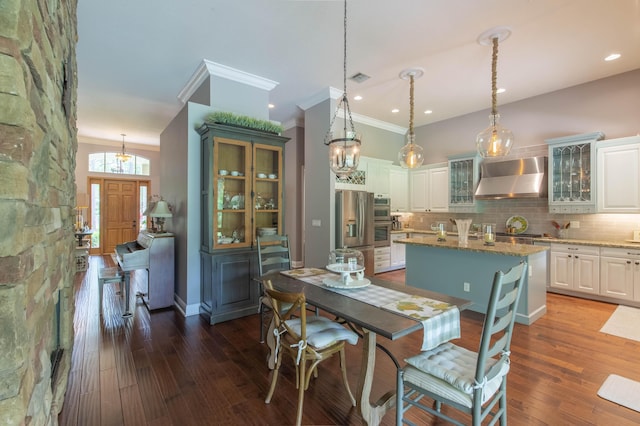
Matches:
[258,268,470,426]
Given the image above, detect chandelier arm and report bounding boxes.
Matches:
[491,36,498,116]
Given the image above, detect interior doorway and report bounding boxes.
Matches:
[88,177,150,255]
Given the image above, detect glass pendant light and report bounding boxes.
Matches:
[398,68,425,168]
[325,0,361,178]
[476,27,514,158]
[115,133,132,162]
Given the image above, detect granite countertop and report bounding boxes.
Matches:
[533,237,640,249]
[396,235,548,257]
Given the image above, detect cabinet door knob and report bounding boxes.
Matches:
[627,260,632,264]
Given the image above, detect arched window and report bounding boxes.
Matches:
[88,152,150,175]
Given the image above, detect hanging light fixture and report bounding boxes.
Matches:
[116,133,132,162]
[398,67,425,169]
[324,0,361,178]
[476,26,514,158]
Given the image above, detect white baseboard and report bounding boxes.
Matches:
[292,260,303,268]
[174,294,200,317]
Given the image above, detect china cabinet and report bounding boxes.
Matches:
[448,153,481,212]
[410,164,448,212]
[198,123,288,324]
[545,132,604,213]
[596,135,640,213]
[549,243,600,294]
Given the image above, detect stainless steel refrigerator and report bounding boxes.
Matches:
[335,190,375,274]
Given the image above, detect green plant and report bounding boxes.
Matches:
[205,111,283,134]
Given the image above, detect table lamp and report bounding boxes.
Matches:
[150,198,172,233]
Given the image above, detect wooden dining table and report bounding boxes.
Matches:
[259,270,470,426]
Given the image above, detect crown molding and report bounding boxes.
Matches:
[282,117,304,130]
[177,59,279,104]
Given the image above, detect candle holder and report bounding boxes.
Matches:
[483,223,496,246]
[436,223,447,241]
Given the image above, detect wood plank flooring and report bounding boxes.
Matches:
[59,257,640,425]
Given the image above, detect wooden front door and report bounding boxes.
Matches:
[104,179,139,254]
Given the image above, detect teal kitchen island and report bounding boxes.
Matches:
[397,235,549,325]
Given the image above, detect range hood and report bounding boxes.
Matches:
[475,156,548,200]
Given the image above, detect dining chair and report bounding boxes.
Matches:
[396,261,527,426]
[263,283,358,426]
[257,234,292,343]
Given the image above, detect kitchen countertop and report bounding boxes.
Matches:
[396,234,548,257]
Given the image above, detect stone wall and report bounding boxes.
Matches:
[0,0,78,424]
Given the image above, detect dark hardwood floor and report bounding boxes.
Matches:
[59,256,640,425]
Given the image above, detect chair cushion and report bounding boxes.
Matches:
[284,316,359,349]
[403,342,509,407]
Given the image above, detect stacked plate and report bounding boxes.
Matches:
[257,227,277,237]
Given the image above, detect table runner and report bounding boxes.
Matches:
[280,268,460,351]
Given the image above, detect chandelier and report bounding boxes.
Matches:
[476,26,514,158]
[116,133,132,162]
[324,0,361,178]
[398,68,425,169]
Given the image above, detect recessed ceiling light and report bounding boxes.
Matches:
[605,53,621,61]
[496,88,506,94]
[268,103,275,109]
[353,95,362,101]
[392,108,400,113]
[424,110,433,114]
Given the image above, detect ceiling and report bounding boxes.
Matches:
[76,0,640,146]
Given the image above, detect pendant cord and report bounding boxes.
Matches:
[491,36,498,116]
[409,74,415,136]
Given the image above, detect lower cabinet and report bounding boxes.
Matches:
[390,233,406,269]
[549,244,600,294]
[600,247,640,301]
[374,246,391,274]
[200,249,260,324]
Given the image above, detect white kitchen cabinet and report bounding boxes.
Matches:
[600,247,640,301]
[389,166,409,212]
[335,156,369,191]
[367,158,392,198]
[546,132,604,214]
[410,164,449,212]
[597,135,640,213]
[549,244,600,294]
[374,246,391,273]
[448,153,481,212]
[390,233,407,269]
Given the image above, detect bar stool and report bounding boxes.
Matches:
[98,267,126,316]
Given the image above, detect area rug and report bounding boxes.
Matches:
[598,374,640,412]
[600,305,640,342]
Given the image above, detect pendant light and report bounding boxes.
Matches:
[325,0,361,178]
[115,133,132,162]
[476,26,514,158]
[398,67,425,169]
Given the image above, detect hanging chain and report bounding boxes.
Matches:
[491,36,498,116]
[409,74,415,136]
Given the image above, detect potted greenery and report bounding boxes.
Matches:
[204,111,283,135]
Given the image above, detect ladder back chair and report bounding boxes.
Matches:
[263,282,358,426]
[397,261,527,426]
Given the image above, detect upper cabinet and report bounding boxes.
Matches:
[198,123,288,252]
[546,132,604,214]
[448,153,481,213]
[335,156,368,192]
[410,163,449,212]
[367,158,392,198]
[389,166,409,212]
[597,135,640,213]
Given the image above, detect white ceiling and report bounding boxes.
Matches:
[76,0,640,146]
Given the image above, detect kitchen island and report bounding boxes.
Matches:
[396,235,549,325]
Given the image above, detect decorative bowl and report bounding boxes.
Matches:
[219,169,229,176]
[257,173,267,178]
[268,174,277,179]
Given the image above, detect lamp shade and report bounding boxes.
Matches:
[150,200,172,218]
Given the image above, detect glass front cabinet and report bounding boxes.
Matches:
[448,153,481,212]
[198,123,288,324]
[545,132,604,213]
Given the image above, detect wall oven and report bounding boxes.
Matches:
[374,221,392,247]
[373,197,391,222]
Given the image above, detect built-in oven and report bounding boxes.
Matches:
[373,197,391,222]
[374,221,392,247]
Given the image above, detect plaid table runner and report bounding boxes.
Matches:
[280,269,460,351]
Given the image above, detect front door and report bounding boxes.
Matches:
[104,179,139,254]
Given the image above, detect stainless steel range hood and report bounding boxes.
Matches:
[474,156,548,199]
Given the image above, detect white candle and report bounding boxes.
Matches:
[484,233,495,243]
